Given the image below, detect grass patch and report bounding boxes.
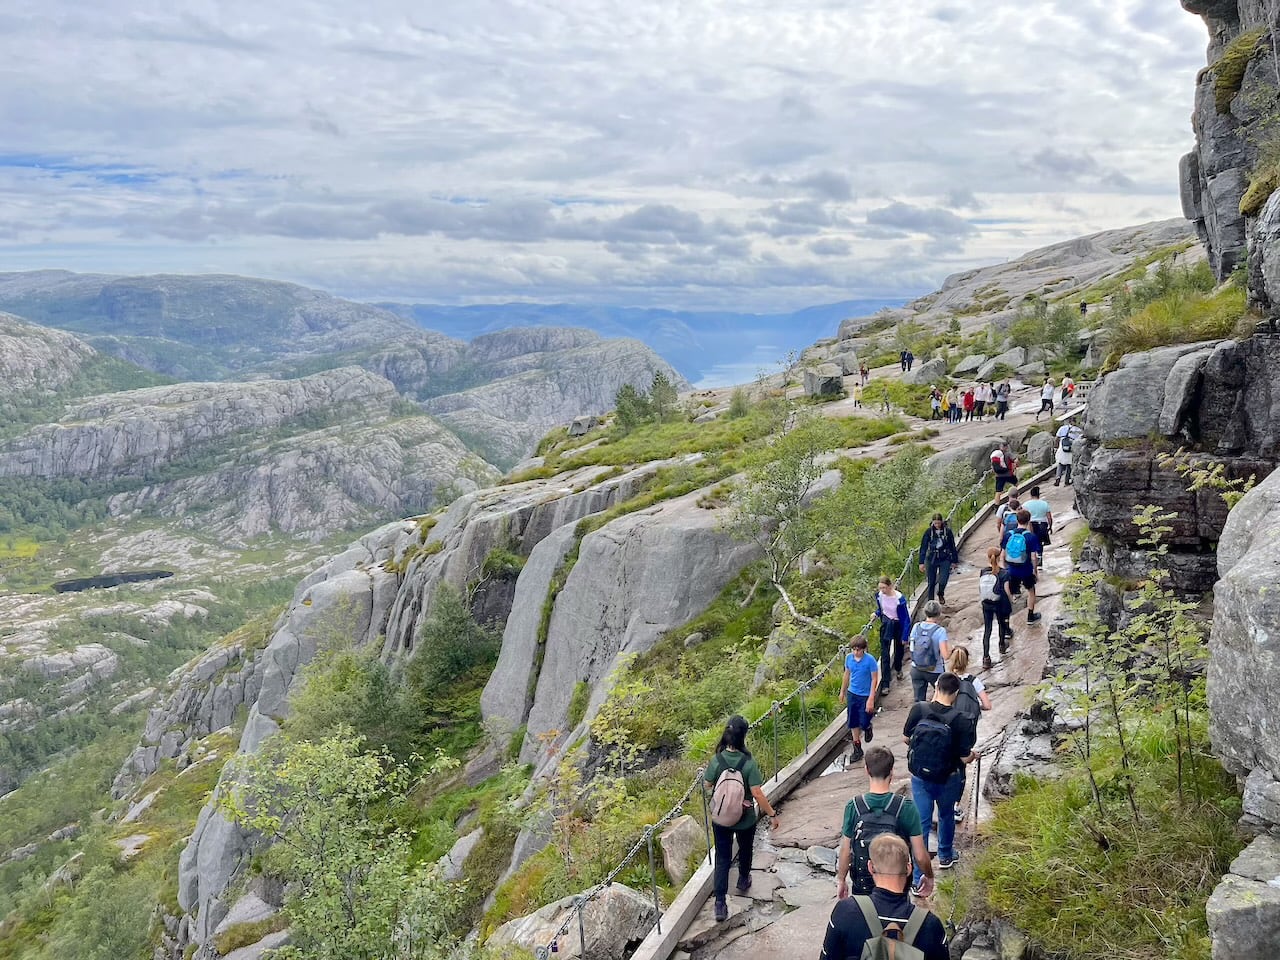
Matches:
[968,716,1242,960]
[567,681,590,728]
[212,915,288,956]
[1215,28,1267,114]
[1105,283,1247,367]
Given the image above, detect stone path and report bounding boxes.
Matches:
[668,383,1083,960]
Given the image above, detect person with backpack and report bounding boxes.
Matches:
[977,546,1014,669]
[995,494,1021,539]
[702,715,778,921]
[946,647,991,825]
[1036,377,1055,421]
[821,834,949,960]
[945,386,960,423]
[860,362,870,387]
[917,514,959,606]
[908,600,950,703]
[994,379,1011,420]
[906,350,915,371]
[1022,485,1053,549]
[989,442,1018,505]
[902,673,978,884]
[1054,422,1080,486]
[836,747,934,901]
[841,636,879,764]
[872,576,912,695]
[1001,509,1043,624]
[929,385,942,420]
[900,350,908,372]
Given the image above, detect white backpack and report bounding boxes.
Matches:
[979,570,1000,602]
[710,753,751,827]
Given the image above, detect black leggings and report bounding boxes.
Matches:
[981,600,1012,658]
[879,618,905,686]
[713,821,757,901]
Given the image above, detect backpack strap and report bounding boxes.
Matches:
[853,896,883,938]
[853,794,870,816]
[900,905,927,945]
[885,794,904,818]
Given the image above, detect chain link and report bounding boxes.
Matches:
[532,468,991,958]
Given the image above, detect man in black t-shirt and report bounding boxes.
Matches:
[820,834,948,960]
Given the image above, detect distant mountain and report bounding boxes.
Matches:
[375,299,908,386]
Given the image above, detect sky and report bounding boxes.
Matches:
[0,0,1210,312]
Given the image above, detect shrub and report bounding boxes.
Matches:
[1214,28,1266,114]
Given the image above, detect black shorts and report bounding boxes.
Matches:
[1030,520,1051,546]
[995,472,1017,492]
[1008,568,1038,592]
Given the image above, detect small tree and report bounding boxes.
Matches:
[613,383,652,432]
[727,386,751,419]
[649,371,679,421]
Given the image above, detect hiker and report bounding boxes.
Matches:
[902,673,978,882]
[938,389,950,421]
[996,494,1021,541]
[929,386,942,420]
[821,834,949,960]
[1060,375,1075,410]
[973,381,987,420]
[1054,422,1081,486]
[945,386,960,423]
[1036,378,1055,421]
[836,747,935,901]
[900,350,908,372]
[860,362,869,386]
[947,647,992,712]
[979,381,995,420]
[1023,485,1053,549]
[977,546,1014,668]
[1001,509,1043,624]
[703,715,779,922]
[989,442,1018,505]
[917,513,958,605]
[962,386,975,422]
[994,379,1011,420]
[872,576,911,695]
[1079,300,1087,317]
[841,636,879,764]
[906,350,915,371]
[908,600,950,703]
[880,381,892,414]
[852,380,864,408]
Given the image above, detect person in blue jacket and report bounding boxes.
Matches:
[872,576,912,696]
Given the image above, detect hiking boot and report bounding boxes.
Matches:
[982,655,993,670]
[999,636,1009,653]
[1028,611,1042,624]
[938,855,958,870]
[895,671,905,683]
[864,719,874,743]
[1053,479,1060,487]
[937,594,946,606]
[848,744,864,764]
[714,899,728,922]
[736,875,753,894]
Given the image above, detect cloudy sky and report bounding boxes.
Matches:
[0,0,1209,311]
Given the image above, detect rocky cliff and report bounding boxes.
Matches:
[1181,0,1280,308]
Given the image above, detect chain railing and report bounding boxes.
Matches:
[532,468,992,959]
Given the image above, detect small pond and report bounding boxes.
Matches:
[52,570,175,594]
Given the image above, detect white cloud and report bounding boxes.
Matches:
[0,0,1208,310]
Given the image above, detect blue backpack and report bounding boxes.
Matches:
[910,623,942,670]
[1005,530,1029,565]
[1001,509,1019,535]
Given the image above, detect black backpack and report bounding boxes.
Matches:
[955,677,981,723]
[907,711,955,784]
[850,794,910,895]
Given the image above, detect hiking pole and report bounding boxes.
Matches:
[799,683,809,754]
[646,827,663,934]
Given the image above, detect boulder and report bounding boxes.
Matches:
[830,351,861,376]
[901,356,947,386]
[437,828,484,882]
[659,815,705,886]
[1024,432,1055,466]
[488,883,657,960]
[806,845,838,872]
[953,354,987,375]
[924,432,1027,480]
[977,348,1027,380]
[1016,361,1047,380]
[223,931,291,960]
[1082,342,1219,442]
[1208,869,1280,960]
[569,415,599,437]
[803,363,845,398]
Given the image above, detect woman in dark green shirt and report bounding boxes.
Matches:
[702,715,779,921]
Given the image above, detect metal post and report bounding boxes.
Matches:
[646,827,663,934]
[577,897,587,958]
[799,684,809,753]
[771,701,780,781]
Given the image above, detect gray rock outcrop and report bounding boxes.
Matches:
[953,354,987,376]
[489,883,657,959]
[900,356,947,386]
[0,312,99,401]
[802,364,845,397]
[976,348,1027,381]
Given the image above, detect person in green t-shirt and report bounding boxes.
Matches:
[703,715,778,922]
[836,746,934,900]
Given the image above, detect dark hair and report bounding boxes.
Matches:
[1030,485,1041,497]
[716,715,751,756]
[932,513,944,522]
[865,746,894,779]
[851,636,868,650]
[936,672,961,696]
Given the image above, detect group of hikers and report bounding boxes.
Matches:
[925,375,1077,425]
[701,428,1085,957]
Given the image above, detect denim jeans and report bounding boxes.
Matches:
[713,821,757,901]
[910,666,941,703]
[911,772,963,884]
[926,560,952,601]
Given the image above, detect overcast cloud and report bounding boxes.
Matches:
[0,0,1208,310]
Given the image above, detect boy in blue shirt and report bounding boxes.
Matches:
[842,635,880,763]
[1001,509,1043,624]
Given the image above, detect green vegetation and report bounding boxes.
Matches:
[0,355,171,442]
[567,681,590,728]
[1007,295,1081,365]
[481,546,525,579]
[1214,28,1267,114]
[1065,241,1198,312]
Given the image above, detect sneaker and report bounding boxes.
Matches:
[982,655,993,670]
[955,807,966,822]
[938,855,957,870]
[998,637,1009,653]
[714,899,728,922]
[937,595,946,606]
[910,879,926,898]
[879,683,890,697]
[848,745,864,764]
[864,719,874,743]
[1053,479,1060,487]
[1028,611,1042,624]
[736,875,752,894]
[896,671,905,683]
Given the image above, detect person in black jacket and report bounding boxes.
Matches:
[820,834,949,960]
[917,514,959,605]
[977,546,1013,670]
